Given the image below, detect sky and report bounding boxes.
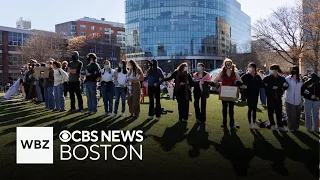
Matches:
[0,0,297,31]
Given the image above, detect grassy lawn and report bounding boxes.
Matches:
[0,93,318,180]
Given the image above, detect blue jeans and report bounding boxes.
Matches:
[54,84,65,110]
[114,87,126,114]
[260,88,266,105]
[44,86,54,110]
[101,83,115,114]
[304,99,319,131]
[35,80,43,102]
[86,81,98,112]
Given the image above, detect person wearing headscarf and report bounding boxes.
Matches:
[85,53,101,114]
[301,73,320,133]
[263,64,289,132]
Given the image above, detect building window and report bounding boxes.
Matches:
[100,27,102,31]
[9,32,22,46]
[71,25,76,31]
[104,28,111,33]
[91,26,95,31]
[80,32,86,36]
[80,25,86,30]
[0,31,2,45]
[8,54,22,66]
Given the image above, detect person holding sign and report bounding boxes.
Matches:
[241,63,263,129]
[263,64,289,132]
[214,59,243,129]
[68,51,84,113]
[193,63,215,123]
[161,62,193,122]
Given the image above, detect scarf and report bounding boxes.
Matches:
[193,72,212,92]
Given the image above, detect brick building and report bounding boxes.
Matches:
[0,26,34,87]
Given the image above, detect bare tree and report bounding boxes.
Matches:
[302,0,320,74]
[66,36,86,54]
[20,31,66,63]
[253,6,305,67]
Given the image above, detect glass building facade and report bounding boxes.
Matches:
[125,0,251,71]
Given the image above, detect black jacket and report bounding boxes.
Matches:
[301,79,320,101]
[164,70,193,101]
[241,73,263,99]
[263,75,288,100]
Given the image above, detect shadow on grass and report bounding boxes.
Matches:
[186,123,211,158]
[235,101,247,107]
[149,121,188,152]
[273,131,318,178]
[0,109,51,127]
[250,130,288,176]
[211,128,254,177]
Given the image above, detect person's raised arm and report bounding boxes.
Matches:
[235,73,243,84]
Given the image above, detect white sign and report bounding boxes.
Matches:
[16,127,53,164]
[220,86,238,98]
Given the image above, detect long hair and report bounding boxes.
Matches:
[118,60,127,74]
[222,58,236,77]
[248,62,257,76]
[128,60,143,77]
[176,62,188,72]
[147,59,158,76]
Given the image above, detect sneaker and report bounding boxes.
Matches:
[277,127,288,132]
[270,125,276,131]
[289,129,295,132]
[249,124,254,129]
[180,119,188,123]
[68,109,76,113]
[221,124,227,128]
[52,109,59,112]
[104,112,109,116]
[307,129,313,133]
[121,113,125,117]
[107,113,112,116]
[146,116,154,120]
[156,117,161,121]
[188,113,192,117]
[230,125,238,129]
[110,113,117,118]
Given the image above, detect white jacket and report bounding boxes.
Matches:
[284,76,303,106]
[54,68,69,86]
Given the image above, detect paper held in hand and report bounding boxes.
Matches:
[219,86,239,101]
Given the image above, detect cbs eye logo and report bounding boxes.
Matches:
[59,130,71,143]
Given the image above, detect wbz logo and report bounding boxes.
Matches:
[16,127,53,164]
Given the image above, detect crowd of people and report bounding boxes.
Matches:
[16,51,320,133]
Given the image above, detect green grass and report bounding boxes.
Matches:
[0,93,319,180]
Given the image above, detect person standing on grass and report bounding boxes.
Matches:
[68,51,84,113]
[34,63,43,104]
[43,60,55,110]
[61,61,69,98]
[85,53,101,115]
[263,64,289,132]
[258,70,267,107]
[241,63,263,129]
[193,63,213,123]
[214,58,243,129]
[52,61,69,112]
[145,60,164,121]
[283,67,303,132]
[301,73,320,133]
[112,60,129,118]
[100,60,115,116]
[127,60,144,119]
[161,62,193,122]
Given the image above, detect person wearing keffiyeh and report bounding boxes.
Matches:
[193,63,215,123]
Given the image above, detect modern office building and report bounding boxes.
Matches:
[125,0,251,71]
